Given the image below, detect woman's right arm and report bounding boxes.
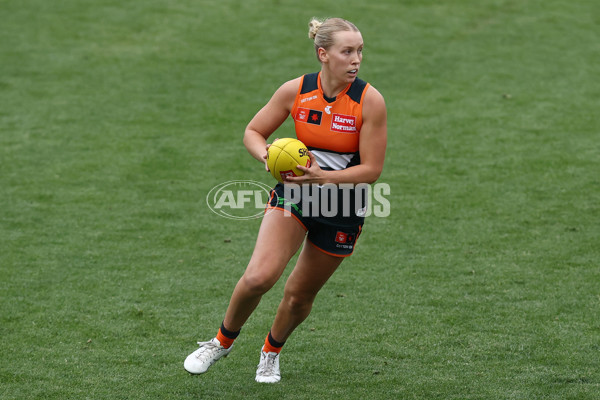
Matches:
[243,78,301,164]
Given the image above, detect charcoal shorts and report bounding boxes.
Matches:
[266,183,365,257]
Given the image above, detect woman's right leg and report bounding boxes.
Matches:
[222,209,307,333]
[184,209,306,374]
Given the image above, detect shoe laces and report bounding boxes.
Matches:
[194,340,223,361]
[257,352,279,376]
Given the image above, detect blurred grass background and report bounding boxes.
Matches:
[1,0,599,398]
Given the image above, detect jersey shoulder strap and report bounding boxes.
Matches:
[346,77,368,104]
[300,72,319,94]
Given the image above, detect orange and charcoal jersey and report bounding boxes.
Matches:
[291,72,370,171]
[285,72,371,226]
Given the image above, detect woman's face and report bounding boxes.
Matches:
[321,31,364,84]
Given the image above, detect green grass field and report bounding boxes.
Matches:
[1,0,599,399]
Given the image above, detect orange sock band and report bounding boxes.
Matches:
[216,327,236,349]
[263,332,284,354]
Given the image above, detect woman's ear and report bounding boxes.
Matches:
[317,47,328,63]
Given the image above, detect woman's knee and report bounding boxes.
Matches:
[240,269,278,295]
[283,289,316,313]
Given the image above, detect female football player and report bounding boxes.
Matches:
[185,17,387,383]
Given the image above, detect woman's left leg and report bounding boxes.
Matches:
[255,240,345,382]
[269,240,345,344]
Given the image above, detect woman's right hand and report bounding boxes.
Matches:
[263,143,270,171]
[264,138,279,171]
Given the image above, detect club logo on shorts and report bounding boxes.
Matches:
[335,231,355,244]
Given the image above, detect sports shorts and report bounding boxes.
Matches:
[266,183,365,257]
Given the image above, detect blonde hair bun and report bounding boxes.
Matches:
[308,18,323,40]
[307,17,359,61]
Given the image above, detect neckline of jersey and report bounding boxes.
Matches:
[317,72,352,105]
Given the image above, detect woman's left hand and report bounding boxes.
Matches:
[284,151,325,184]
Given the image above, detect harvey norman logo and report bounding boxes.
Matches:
[331,113,357,133]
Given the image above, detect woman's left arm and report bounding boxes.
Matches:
[290,86,387,185]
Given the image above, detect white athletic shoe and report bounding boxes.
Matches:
[255,348,281,383]
[184,338,232,374]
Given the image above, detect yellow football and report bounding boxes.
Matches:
[267,138,311,183]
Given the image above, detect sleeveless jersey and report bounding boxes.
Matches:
[291,72,370,171]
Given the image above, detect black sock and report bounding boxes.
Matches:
[220,321,241,339]
[267,331,286,348]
